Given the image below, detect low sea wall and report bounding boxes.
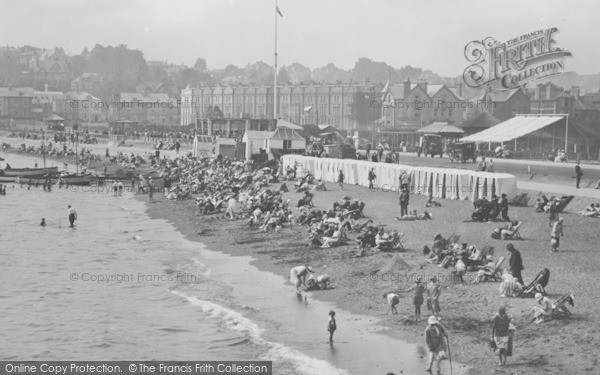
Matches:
[282,155,517,202]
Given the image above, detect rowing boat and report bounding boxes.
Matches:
[1,166,59,177]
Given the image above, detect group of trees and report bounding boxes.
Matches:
[0,44,454,106]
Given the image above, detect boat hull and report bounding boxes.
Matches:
[59,174,92,186]
[0,176,15,183]
[2,167,59,177]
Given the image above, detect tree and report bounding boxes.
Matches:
[351,91,379,127]
[194,58,207,72]
[277,66,290,83]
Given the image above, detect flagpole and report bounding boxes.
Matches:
[274,0,278,121]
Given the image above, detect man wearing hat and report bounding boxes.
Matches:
[425,315,448,373]
[551,217,564,252]
[507,244,524,285]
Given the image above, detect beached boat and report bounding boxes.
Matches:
[59,173,92,186]
[0,176,15,183]
[1,166,59,177]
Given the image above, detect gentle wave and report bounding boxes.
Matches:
[172,291,350,375]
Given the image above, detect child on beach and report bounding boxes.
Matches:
[409,278,426,321]
[327,310,337,344]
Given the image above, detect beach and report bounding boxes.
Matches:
[139,173,600,375]
[2,136,599,374]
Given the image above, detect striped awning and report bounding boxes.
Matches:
[460,115,565,143]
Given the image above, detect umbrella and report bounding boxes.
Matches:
[261,167,271,172]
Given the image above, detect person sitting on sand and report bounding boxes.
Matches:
[374,227,391,249]
[383,292,400,314]
[317,274,331,289]
[531,293,553,323]
[313,179,327,191]
[499,269,522,297]
[500,220,521,240]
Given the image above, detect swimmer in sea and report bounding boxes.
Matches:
[40,218,46,227]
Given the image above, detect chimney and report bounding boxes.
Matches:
[571,86,580,97]
[44,84,48,92]
[403,78,412,97]
[535,83,543,100]
[419,81,428,94]
[456,83,463,98]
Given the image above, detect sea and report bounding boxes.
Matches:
[0,152,466,375]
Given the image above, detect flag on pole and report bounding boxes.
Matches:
[276,6,283,17]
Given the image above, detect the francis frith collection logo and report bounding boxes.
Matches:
[463,28,572,89]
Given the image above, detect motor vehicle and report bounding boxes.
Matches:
[447,141,477,163]
[417,134,443,158]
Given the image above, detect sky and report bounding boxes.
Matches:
[0,0,599,77]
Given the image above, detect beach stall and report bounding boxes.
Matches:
[268,127,306,158]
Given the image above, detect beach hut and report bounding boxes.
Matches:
[242,130,272,160]
[268,127,306,157]
[215,137,238,159]
[192,135,214,158]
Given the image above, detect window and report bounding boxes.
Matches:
[283,140,291,149]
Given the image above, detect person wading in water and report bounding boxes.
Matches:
[67,205,77,228]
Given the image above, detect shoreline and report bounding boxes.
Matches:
[136,178,599,375]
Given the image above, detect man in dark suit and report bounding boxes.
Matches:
[507,243,524,285]
[575,161,583,188]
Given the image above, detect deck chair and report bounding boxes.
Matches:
[394,233,405,251]
[475,257,505,282]
[552,293,575,318]
[321,228,348,248]
[502,221,523,240]
[478,245,495,262]
[519,268,550,298]
[353,219,373,233]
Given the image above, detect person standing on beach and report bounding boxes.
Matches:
[399,188,409,217]
[491,306,511,366]
[337,170,344,190]
[575,161,583,188]
[426,276,442,318]
[410,278,426,322]
[425,315,448,373]
[327,310,337,344]
[148,182,154,203]
[368,168,376,189]
[67,205,77,228]
[400,170,411,192]
[507,243,524,285]
[549,198,559,227]
[551,217,564,252]
[499,193,510,222]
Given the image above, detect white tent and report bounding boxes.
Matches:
[460,115,565,143]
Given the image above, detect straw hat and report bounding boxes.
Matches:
[535,293,543,300]
[307,266,315,273]
[427,316,439,325]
